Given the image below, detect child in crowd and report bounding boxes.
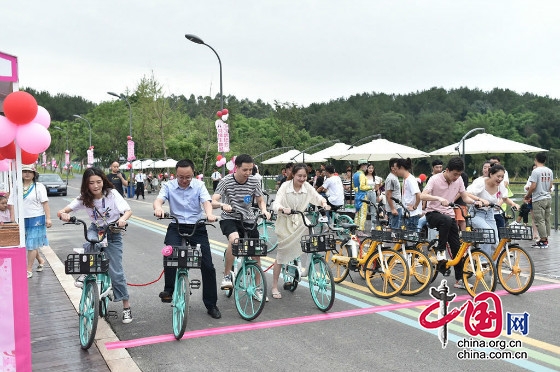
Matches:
[0,195,11,223]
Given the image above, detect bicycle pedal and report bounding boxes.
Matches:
[436,260,448,273]
[190,279,201,289]
[107,310,119,320]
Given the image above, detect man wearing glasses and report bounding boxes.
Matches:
[153,159,221,319]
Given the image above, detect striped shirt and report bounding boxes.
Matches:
[215,174,263,221]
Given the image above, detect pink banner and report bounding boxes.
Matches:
[0,248,32,371]
[215,120,230,153]
[127,140,136,161]
[87,148,94,166]
[64,150,70,165]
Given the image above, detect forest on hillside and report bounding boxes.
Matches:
[22,76,560,179]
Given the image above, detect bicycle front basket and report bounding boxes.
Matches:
[498,226,533,240]
[370,229,402,243]
[461,229,496,244]
[232,238,268,256]
[163,246,202,269]
[300,233,336,253]
[401,228,426,243]
[65,253,109,274]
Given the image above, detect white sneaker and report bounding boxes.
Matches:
[253,288,269,302]
[436,251,446,261]
[122,308,133,324]
[220,274,233,290]
[74,274,86,288]
[454,279,473,290]
[509,221,521,226]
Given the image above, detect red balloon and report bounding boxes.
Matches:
[216,154,223,161]
[216,111,223,118]
[0,152,4,160]
[21,150,38,164]
[419,173,427,182]
[127,136,132,140]
[0,142,16,159]
[3,91,39,125]
[222,108,229,115]
[127,163,132,169]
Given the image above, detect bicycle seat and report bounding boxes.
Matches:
[340,222,358,231]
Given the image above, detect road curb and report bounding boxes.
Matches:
[42,245,142,372]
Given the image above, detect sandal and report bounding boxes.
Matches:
[271,290,282,299]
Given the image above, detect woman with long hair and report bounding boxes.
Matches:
[58,167,134,324]
[271,163,328,299]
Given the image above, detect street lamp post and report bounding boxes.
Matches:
[185,33,225,175]
[108,91,134,197]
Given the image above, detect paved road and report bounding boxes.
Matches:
[44,177,560,372]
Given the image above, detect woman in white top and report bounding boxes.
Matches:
[466,164,519,258]
[58,167,134,324]
[271,163,328,299]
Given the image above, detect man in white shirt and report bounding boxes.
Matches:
[317,165,345,224]
[134,170,147,199]
[211,168,222,192]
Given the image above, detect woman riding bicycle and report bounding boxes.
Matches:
[57,167,133,324]
[271,163,329,299]
[466,164,519,258]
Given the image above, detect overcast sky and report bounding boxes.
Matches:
[3,1,560,107]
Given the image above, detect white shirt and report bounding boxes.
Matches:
[69,189,131,226]
[402,174,422,217]
[8,182,48,218]
[322,175,344,206]
[135,173,146,183]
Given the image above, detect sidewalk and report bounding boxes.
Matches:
[29,246,140,371]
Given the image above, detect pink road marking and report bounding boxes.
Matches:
[105,282,560,350]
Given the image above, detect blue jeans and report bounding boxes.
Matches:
[389,208,403,230]
[471,208,498,258]
[87,224,129,302]
[405,215,420,231]
[164,223,218,309]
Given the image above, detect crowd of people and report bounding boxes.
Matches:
[3,151,553,324]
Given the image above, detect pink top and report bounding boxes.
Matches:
[423,172,465,217]
[0,209,10,222]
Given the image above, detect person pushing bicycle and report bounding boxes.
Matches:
[420,157,489,290]
[153,159,221,319]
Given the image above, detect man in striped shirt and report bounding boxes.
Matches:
[212,154,270,300]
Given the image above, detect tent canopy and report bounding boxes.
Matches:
[429,133,548,156]
[262,149,326,164]
[310,142,350,159]
[330,138,429,162]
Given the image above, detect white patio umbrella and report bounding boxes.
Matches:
[310,142,350,159]
[330,138,429,161]
[262,149,327,164]
[429,133,548,156]
[154,158,178,168]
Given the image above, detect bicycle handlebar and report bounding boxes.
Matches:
[228,208,268,232]
[282,209,322,229]
[157,213,216,237]
[62,216,126,244]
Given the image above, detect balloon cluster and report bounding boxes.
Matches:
[0,92,51,166]
[216,108,229,121]
[215,155,236,172]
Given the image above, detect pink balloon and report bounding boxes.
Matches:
[15,122,52,154]
[215,161,221,167]
[0,159,11,172]
[0,116,17,147]
[33,106,51,128]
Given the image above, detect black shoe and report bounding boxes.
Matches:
[159,291,172,303]
[207,306,221,319]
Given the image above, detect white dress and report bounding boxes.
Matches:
[272,180,325,264]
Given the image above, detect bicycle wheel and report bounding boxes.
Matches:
[496,245,534,295]
[364,249,409,298]
[79,278,99,350]
[401,247,433,296]
[309,256,335,312]
[358,238,377,279]
[333,214,354,236]
[98,274,111,318]
[462,249,497,297]
[258,221,278,253]
[324,243,350,283]
[172,271,189,340]
[223,251,233,298]
[416,240,440,283]
[234,262,266,321]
